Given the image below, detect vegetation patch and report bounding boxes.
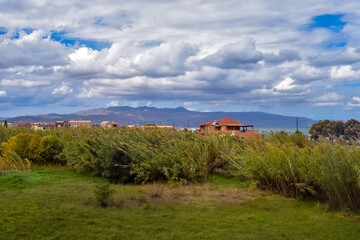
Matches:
[2,127,360,213]
[1,168,360,240]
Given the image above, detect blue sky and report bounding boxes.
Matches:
[1,0,360,120]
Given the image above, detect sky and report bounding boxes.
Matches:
[1,0,360,120]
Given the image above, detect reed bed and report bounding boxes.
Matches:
[233,132,360,212]
[1,127,360,212]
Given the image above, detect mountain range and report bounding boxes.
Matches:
[2,106,316,129]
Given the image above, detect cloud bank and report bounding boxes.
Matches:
[1,0,360,120]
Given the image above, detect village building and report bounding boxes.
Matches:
[7,122,16,128]
[55,120,71,129]
[16,122,31,129]
[31,123,55,131]
[100,121,119,128]
[69,120,91,128]
[198,117,259,140]
[31,123,43,131]
[44,123,55,130]
[55,120,91,128]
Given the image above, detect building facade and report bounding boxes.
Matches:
[100,121,119,128]
[69,120,91,128]
[55,121,71,129]
[198,117,259,140]
[55,120,91,128]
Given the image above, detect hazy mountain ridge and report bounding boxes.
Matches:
[4,106,316,128]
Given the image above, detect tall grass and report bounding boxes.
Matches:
[2,127,360,212]
[233,132,360,212]
[0,152,31,175]
[62,127,242,183]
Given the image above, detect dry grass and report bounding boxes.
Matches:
[107,183,263,207]
[0,156,30,175]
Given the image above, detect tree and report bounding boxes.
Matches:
[333,120,344,137]
[309,120,344,141]
[344,119,360,140]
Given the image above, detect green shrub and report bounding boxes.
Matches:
[102,148,134,183]
[94,184,115,207]
[39,135,65,164]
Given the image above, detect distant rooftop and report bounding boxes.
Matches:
[199,117,241,126]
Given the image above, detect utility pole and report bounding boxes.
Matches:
[187,120,190,130]
[296,117,299,133]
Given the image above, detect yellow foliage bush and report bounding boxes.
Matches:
[0,133,63,165]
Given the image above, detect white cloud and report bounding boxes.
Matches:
[69,47,99,62]
[128,101,139,108]
[315,92,345,102]
[325,84,334,90]
[202,39,263,69]
[314,92,345,107]
[314,102,341,107]
[346,96,360,109]
[352,96,360,102]
[133,42,198,77]
[274,77,295,91]
[291,65,324,82]
[52,83,73,95]
[330,65,360,81]
[0,90,7,97]
[0,79,49,87]
[184,101,199,106]
[106,100,119,107]
[0,30,70,68]
[77,88,97,98]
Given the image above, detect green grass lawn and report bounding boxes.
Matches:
[1,168,360,240]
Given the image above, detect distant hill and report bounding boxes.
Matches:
[4,106,316,129]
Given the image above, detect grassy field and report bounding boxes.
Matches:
[1,168,360,240]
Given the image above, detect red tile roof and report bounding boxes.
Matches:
[198,120,214,126]
[199,117,241,126]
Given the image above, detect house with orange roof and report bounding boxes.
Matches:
[198,117,259,140]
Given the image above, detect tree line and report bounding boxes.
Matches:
[309,119,360,140]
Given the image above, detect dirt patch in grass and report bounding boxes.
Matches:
[111,183,264,207]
